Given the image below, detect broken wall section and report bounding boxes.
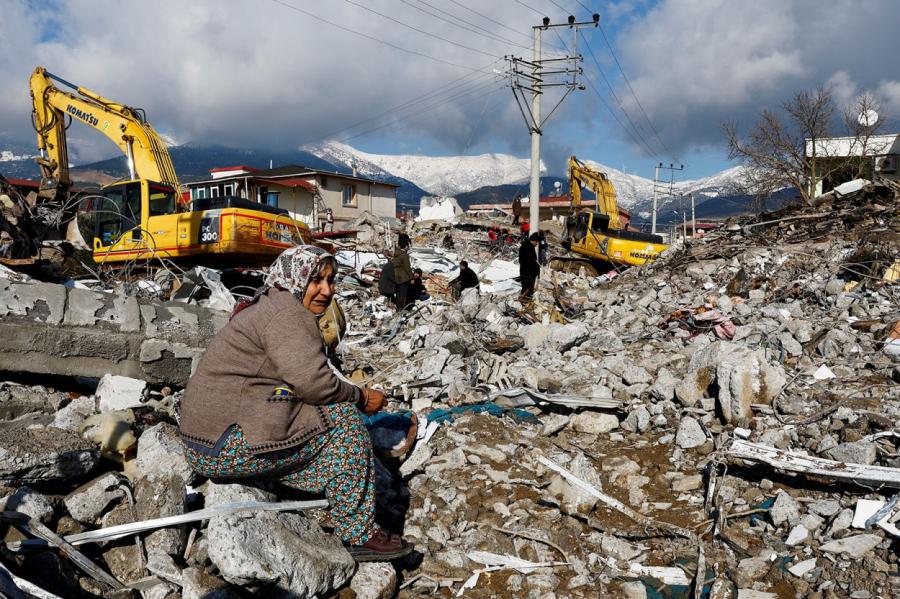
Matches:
[0,279,228,385]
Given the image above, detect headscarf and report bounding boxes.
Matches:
[232,245,336,318]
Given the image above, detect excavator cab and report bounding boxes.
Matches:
[91,179,180,259]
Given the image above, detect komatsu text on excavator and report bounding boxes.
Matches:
[560,156,668,272]
[30,67,311,266]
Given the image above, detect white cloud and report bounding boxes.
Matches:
[0,0,537,158]
[614,0,900,153]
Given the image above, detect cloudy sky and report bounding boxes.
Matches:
[2,0,899,179]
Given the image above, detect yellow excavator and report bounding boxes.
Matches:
[559,155,668,272]
[30,67,311,266]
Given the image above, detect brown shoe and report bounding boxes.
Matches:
[346,529,414,562]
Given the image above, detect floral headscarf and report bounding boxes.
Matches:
[232,245,336,318]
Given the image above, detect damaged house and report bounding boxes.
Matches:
[186,165,399,229]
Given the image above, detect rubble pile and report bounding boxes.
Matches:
[0,189,897,598]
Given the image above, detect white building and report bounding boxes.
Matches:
[805,133,899,196]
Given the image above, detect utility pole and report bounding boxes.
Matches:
[651,162,684,235]
[690,193,696,238]
[508,14,598,233]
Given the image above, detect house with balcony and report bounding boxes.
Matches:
[185,165,398,229]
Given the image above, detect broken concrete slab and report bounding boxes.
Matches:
[349,562,397,599]
[0,427,99,482]
[134,422,194,485]
[205,482,355,597]
[570,412,619,434]
[96,374,147,412]
[64,472,126,524]
[675,416,706,449]
[1,486,54,522]
[819,534,882,559]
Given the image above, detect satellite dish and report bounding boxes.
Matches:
[858,109,879,127]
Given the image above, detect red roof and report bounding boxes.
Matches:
[253,177,315,191]
[209,165,260,174]
[4,178,40,189]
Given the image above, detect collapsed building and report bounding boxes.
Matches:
[0,179,897,599]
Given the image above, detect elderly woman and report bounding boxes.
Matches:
[179,245,413,561]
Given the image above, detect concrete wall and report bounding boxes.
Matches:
[0,279,228,386]
[317,176,396,225]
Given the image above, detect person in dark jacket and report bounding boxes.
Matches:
[450,260,479,300]
[519,232,541,300]
[407,268,429,304]
[392,233,413,309]
[511,195,522,225]
[179,246,413,561]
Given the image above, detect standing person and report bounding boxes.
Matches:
[511,195,522,225]
[449,260,479,300]
[179,246,413,561]
[392,233,413,309]
[326,208,334,232]
[519,232,541,301]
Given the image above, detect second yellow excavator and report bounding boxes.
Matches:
[560,155,668,271]
[30,67,311,266]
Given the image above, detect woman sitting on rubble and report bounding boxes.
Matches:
[178,245,413,562]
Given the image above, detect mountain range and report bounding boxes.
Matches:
[1,138,790,221]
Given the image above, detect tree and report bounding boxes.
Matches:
[722,87,885,206]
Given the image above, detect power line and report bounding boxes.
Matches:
[342,0,500,59]
[301,66,501,146]
[399,0,531,52]
[513,0,547,17]
[448,0,535,43]
[583,73,658,157]
[337,77,505,144]
[451,0,568,54]
[580,31,660,157]
[268,0,483,72]
[595,24,672,157]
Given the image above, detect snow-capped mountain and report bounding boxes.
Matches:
[582,160,748,209]
[308,141,546,197]
[310,141,749,210]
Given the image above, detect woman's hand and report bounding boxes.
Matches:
[359,387,386,415]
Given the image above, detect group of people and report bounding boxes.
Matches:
[382,233,428,309]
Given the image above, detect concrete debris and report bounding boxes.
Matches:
[0,190,897,597]
[205,482,355,596]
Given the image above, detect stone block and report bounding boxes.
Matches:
[205,482,355,597]
[64,472,126,523]
[96,374,147,412]
[135,423,194,485]
[0,427,98,482]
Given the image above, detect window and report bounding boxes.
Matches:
[95,181,143,244]
[223,183,234,196]
[265,191,280,207]
[342,184,356,207]
[210,186,220,198]
[148,184,176,216]
[194,187,207,200]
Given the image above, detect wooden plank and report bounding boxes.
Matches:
[0,512,122,590]
[727,439,900,489]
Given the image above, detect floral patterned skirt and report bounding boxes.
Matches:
[183,402,375,544]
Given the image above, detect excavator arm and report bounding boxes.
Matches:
[568,155,621,230]
[30,67,179,195]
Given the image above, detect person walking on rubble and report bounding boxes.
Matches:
[511,194,522,225]
[325,207,334,233]
[178,245,414,562]
[392,232,413,309]
[519,232,541,301]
